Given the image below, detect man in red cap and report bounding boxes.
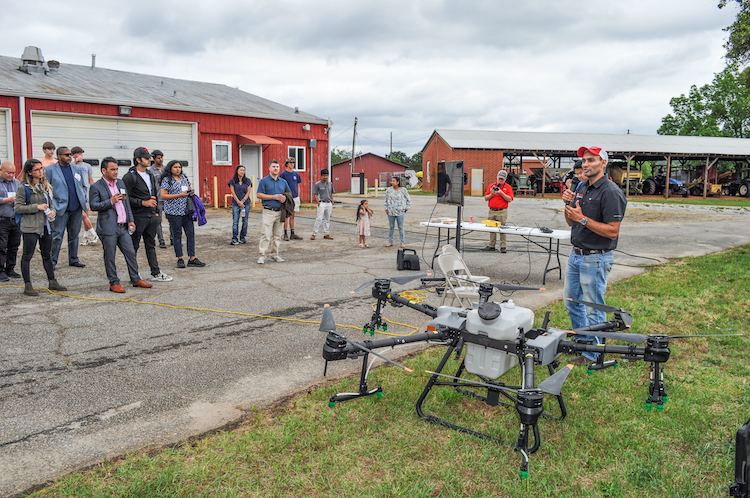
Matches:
[561,146,627,364]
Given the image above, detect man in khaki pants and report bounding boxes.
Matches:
[482,170,514,253]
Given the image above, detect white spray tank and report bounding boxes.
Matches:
[464,300,535,380]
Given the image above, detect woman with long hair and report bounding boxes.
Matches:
[159,161,205,268]
[228,164,252,245]
[14,159,67,296]
[383,176,411,248]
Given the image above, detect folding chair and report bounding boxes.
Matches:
[437,253,481,307]
[441,245,491,283]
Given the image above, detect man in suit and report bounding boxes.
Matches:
[89,157,153,293]
[45,146,88,268]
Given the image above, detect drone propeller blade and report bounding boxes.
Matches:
[567,329,648,344]
[351,280,377,293]
[424,370,517,394]
[390,273,430,286]
[319,304,337,332]
[493,283,546,292]
[329,331,412,372]
[668,333,744,340]
[566,298,621,314]
[351,273,433,294]
[537,364,574,396]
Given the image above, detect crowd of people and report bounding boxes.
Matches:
[1,144,422,295]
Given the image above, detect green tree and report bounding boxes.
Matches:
[410,151,423,171]
[720,0,750,64]
[658,65,750,138]
[388,151,410,165]
[330,147,363,165]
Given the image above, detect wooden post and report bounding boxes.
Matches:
[664,156,671,199]
[625,155,633,198]
[213,176,218,208]
[703,157,709,199]
[251,175,256,208]
[374,179,378,197]
[364,178,369,197]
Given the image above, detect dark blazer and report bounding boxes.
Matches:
[89,178,134,236]
[45,162,87,213]
[122,166,158,217]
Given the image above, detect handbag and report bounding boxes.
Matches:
[185,194,196,215]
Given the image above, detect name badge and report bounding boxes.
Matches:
[181,185,188,192]
[74,173,82,181]
[5,190,14,198]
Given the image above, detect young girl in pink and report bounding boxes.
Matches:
[356,199,373,248]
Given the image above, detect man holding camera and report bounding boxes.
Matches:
[482,170,514,253]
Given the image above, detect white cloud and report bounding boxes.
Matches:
[0,0,740,157]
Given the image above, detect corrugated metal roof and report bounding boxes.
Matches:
[432,129,750,158]
[0,54,327,125]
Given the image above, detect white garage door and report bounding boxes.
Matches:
[30,112,196,185]
[0,109,10,163]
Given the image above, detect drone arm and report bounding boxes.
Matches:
[557,340,666,362]
[522,352,536,390]
[387,292,438,318]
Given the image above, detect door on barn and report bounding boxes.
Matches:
[471,169,484,196]
[240,145,262,200]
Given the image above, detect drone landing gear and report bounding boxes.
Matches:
[328,352,383,407]
[645,361,668,411]
[586,357,619,374]
[415,339,565,478]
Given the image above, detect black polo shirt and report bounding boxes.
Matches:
[570,175,627,251]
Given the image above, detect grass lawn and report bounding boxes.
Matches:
[29,247,750,497]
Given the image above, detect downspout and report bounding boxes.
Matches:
[19,97,27,164]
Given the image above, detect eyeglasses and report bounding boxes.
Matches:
[59,153,71,157]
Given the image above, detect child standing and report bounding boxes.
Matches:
[356,199,373,248]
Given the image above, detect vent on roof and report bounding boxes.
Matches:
[20,46,48,75]
[48,60,60,73]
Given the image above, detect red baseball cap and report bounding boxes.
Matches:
[577,146,608,162]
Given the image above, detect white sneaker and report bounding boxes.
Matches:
[257,256,265,264]
[151,272,173,282]
[80,233,89,246]
[87,231,99,244]
[270,255,285,262]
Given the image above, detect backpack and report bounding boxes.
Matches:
[14,184,32,226]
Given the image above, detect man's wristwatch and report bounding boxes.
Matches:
[580,217,588,226]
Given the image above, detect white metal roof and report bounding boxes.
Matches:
[0,54,327,125]
[432,129,750,158]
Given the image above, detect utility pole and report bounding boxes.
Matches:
[351,117,358,175]
[390,131,393,159]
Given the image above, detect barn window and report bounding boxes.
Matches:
[212,140,232,165]
[288,146,305,171]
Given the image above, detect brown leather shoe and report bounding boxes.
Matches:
[131,279,153,288]
[310,235,316,240]
[110,284,126,293]
[323,234,333,240]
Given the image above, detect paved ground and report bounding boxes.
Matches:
[1,193,749,496]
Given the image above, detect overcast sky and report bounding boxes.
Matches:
[0,1,739,157]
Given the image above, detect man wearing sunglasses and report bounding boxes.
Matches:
[45,146,88,268]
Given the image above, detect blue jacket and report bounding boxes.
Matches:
[192,196,207,226]
[45,162,87,213]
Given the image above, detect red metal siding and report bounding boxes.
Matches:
[422,133,504,195]
[11,98,328,201]
[330,154,408,192]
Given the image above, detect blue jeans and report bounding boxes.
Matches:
[388,214,405,244]
[563,250,614,361]
[50,208,83,267]
[232,203,251,241]
[166,214,195,259]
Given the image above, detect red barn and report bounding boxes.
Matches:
[0,46,330,203]
[330,152,408,193]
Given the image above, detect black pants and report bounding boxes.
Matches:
[131,214,161,277]
[0,217,21,273]
[21,229,55,283]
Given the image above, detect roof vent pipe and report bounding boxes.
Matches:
[91,54,96,69]
[48,60,60,73]
[20,46,47,74]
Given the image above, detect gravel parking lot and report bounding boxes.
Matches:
[2,193,749,496]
